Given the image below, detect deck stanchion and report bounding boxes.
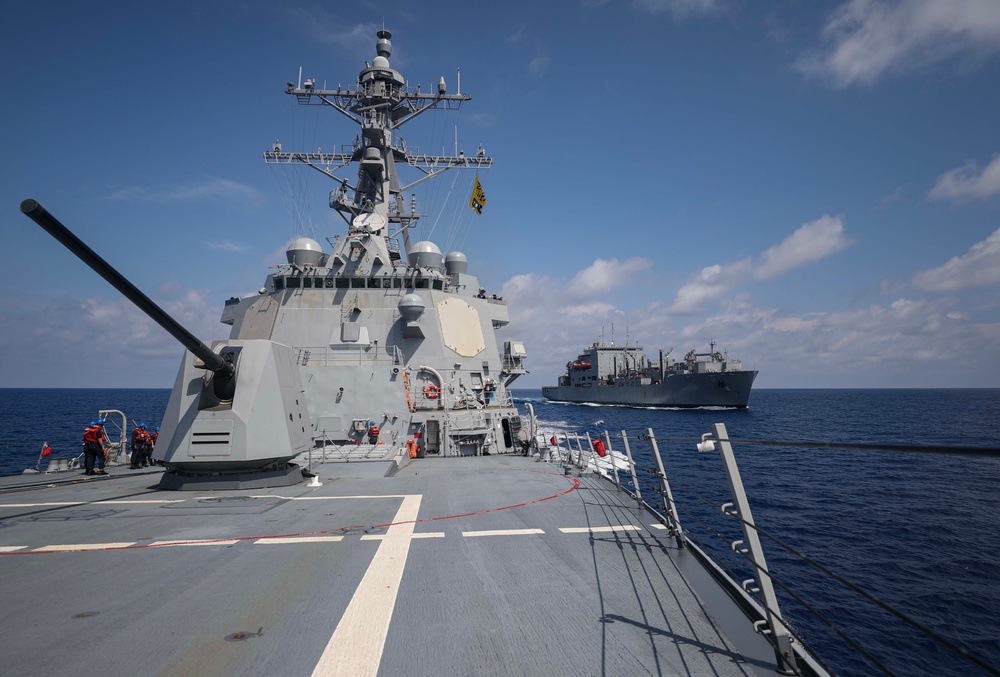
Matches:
[645,428,685,549]
[619,430,642,504]
[585,433,600,476]
[712,422,797,675]
[604,431,621,491]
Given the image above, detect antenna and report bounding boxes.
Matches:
[457,67,461,95]
[297,66,302,89]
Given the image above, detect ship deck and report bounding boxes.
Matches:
[0,455,781,676]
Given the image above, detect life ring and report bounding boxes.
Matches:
[424,384,439,399]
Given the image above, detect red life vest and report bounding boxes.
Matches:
[83,426,100,444]
[593,438,607,458]
[369,425,379,436]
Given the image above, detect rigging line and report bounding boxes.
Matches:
[426,169,462,241]
[678,532,835,677]
[719,495,1000,677]
[457,164,489,251]
[447,169,477,252]
[636,435,1000,457]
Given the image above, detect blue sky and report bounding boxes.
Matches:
[2,0,999,389]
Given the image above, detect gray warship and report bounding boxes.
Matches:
[544,339,758,408]
[14,28,981,677]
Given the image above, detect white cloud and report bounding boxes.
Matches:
[631,0,730,20]
[929,152,1000,201]
[498,259,1000,387]
[108,177,264,205]
[753,215,852,280]
[796,0,1000,87]
[0,284,228,387]
[205,239,250,253]
[569,257,653,296]
[911,227,1000,291]
[669,215,851,313]
[528,52,552,78]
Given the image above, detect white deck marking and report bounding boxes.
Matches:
[149,539,240,547]
[254,536,344,544]
[360,531,444,540]
[649,523,668,530]
[33,542,136,552]
[0,546,28,552]
[462,528,545,537]
[559,525,642,533]
[311,494,422,677]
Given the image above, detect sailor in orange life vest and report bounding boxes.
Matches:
[368,421,380,444]
[82,419,108,476]
[130,423,153,468]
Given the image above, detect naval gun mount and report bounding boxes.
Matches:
[20,200,312,490]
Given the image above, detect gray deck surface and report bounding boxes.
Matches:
[0,455,780,676]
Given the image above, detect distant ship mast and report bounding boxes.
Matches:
[263,30,491,258]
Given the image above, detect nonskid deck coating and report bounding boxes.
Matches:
[0,455,777,676]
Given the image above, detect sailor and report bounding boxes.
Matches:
[367,421,380,444]
[82,420,107,476]
[130,423,151,468]
[95,419,109,473]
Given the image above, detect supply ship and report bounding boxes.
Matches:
[544,339,758,408]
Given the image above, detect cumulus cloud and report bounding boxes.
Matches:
[669,215,851,313]
[912,227,1000,291]
[796,0,1000,87]
[929,152,1000,201]
[0,283,228,387]
[753,215,853,280]
[569,257,653,296]
[497,257,1000,387]
[108,177,264,206]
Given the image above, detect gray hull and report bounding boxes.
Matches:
[542,370,758,408]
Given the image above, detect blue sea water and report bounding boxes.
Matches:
[514,388,1000,676]
[1,387,998,675]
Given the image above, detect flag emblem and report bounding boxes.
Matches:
[469,175,487,215]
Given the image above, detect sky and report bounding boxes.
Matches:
[2,0,999,389]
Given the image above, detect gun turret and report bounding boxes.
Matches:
[20,199,236,397]
[21,199,313,489]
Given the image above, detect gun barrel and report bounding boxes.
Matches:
[20,199,229,374]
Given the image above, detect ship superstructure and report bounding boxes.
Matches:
[188,30,527,467]
[543,339,757,408]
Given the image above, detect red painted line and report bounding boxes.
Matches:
[0,469,580,556]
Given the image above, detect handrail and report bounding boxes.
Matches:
[533,426,1000,677]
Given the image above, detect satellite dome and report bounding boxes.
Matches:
[286,237,325,267]
[445,251,468,275]
[398,293,425,321]
[407,241,443,270]
[372,55,390,70]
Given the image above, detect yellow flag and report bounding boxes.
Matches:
[469,175,487,215]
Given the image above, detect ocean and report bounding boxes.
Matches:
[1,387,998,675]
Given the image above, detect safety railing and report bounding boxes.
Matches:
[536,425,1000,677]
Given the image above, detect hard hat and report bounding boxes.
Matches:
[97,419,105,426]
[89,420,97,426]
[139,422,146,428]
[155,426,160,431]
[370,420,376,425]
